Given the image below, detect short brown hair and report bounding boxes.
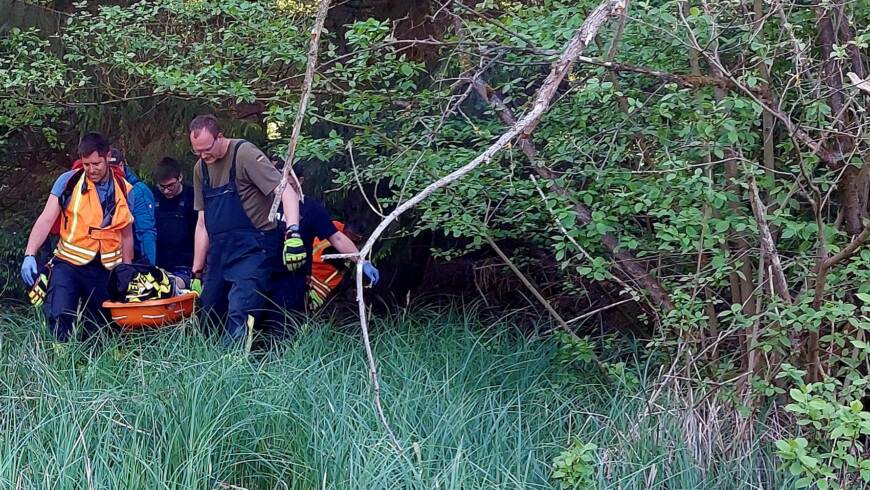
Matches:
[189,114,221,137]
[78,132,110,157]
[154,157,181,181]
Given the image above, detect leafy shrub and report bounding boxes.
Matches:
[774,378,870,488]
[551,439,599,489]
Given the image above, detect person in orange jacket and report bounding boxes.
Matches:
[307,221,365,309]
[21,132,135,343]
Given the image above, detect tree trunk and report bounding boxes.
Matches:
[817,3,865,234]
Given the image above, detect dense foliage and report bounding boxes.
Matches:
[1,0,868,487]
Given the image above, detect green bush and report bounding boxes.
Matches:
[551,439,599,489]
[0,231,28,302]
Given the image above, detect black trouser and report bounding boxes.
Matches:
[43,259,110,342]
[262,269,307,340]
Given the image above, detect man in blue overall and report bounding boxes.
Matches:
[189,115,305,348]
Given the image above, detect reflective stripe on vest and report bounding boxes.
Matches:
[310,220,346,299]
[309,269,342,300]
[54,171,133,269]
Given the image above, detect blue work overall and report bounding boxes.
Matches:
[198,141,282,347]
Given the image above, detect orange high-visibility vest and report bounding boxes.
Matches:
[54,171,134,269]
[50,159,126,236]
[309,221,346,301]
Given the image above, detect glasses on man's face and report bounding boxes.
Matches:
[158,179,180,191]
[191,136,220,157]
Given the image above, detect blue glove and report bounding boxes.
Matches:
[362,262,380,286]
[21,256,38,287]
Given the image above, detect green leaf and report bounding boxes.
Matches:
[795,476,813,488]
[774,440,790,452]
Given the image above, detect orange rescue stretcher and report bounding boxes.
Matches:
[103,292,198,330]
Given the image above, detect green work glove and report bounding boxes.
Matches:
[190,271,202,296]
[307,289,325,310]
[283,226,306,272]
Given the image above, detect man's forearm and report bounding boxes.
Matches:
[24,217,53,256]
[121,226,134,263]
[193,221,208,273]
[329,232,362,263]
[280,185,300,227]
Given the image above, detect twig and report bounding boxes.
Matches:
[352,259,402,451]
[565,298,635,325]
[847,72,870,95]
[485,236,578,339]
[268,0,331,220]
[813,220,870,307]
[347,141,384,217]
[822,220,870,270]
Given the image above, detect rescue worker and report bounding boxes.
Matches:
[108,148,157,265]
[267,163,379,337]
[188,114,305,348]
[308,220,356,309]
[20,132,135,343]
[61,148,156,266]
[151,157,196,274]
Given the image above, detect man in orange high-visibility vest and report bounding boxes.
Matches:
[21,133,135,344]
[307,220,352,309]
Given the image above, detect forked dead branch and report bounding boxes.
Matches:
[324,0,629,446]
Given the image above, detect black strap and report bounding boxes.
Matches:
[59,169,86,210]
[202,140,246,189]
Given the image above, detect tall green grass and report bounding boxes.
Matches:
[0,305,790,489]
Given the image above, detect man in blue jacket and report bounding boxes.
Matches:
[109,148,157,265]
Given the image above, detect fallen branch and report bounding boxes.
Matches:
[485,236,578,338]
[748,172,791,305]
[325,0,626,446]
[268,0,331,220]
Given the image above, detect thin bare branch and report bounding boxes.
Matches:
[268,0,331,220]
